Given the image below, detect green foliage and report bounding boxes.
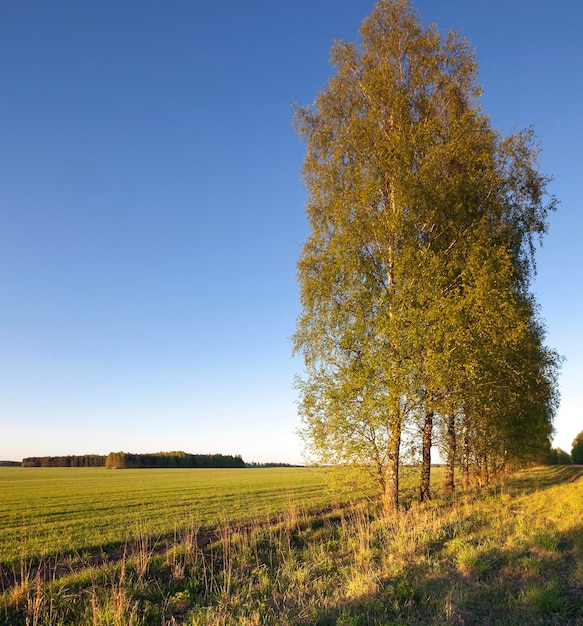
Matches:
[293,0,559,509]
[104,451,245,469]
[20,452,248,470]
[549,447,572,465]
[571,429,583,464]
[22,454,106,467]
[519,583,564,614]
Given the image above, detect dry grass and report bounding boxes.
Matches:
[1,466,582,625]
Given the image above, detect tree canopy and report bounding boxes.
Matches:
[105,451,245,469]
[549,447,572,466]
[293,0,559,512]
[571,430,583,465]
[22,455,106,468]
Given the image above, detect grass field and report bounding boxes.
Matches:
[0,466,361,567]
[1,465,582,625]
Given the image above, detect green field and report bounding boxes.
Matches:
[0,466,433,570]
[2,466,582,625]
[0,466,348,566]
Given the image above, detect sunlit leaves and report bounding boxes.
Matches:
[294,0,558,511]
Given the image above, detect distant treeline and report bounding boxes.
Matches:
[22,455,106,467]
[549,447,573,465]
[245,462,301,468]
[0,460,21,467]
[19,451,255,469]
[105,451,245,469]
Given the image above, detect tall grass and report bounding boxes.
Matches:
[2,466,582,625]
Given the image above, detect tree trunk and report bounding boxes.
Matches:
[462,426,470,490]
[419,410,433,502]
[384,421,402,515]
[444,413,456,495]
[478,453,489,486]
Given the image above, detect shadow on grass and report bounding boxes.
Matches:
[304,467,583,626]
[503,466,583,497]
[305,520,583,626]
[3,466,582,626]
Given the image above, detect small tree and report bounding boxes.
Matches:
[571,430,583,464]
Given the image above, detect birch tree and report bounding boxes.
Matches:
[294,0,558,512]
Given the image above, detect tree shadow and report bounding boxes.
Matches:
[304,520,583,625]
[302,467,583,625]
[503,466,583,497]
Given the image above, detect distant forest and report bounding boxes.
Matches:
[22,455,106,467]
[105,451,245,469]
[20,452,246,469]
[245,462,300,468]
[17,453,299,469]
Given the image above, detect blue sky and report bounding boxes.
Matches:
[1,1,581,464]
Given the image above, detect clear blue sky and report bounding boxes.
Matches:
[1,1,581,464]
